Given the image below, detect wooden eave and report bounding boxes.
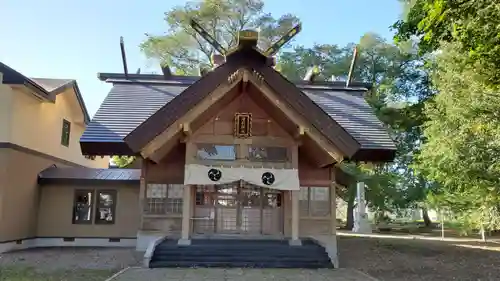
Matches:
[140,73,244,163]
[254,65,361,157]
[124,47,362,162]
[124,60,243,152]
[244,71,343,166]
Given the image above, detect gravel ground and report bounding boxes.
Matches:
[2,237,500,281]
[111,268,377,281]
[339,236,500,281]
[0,247,142,281]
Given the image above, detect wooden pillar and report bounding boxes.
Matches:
[139,158,147,230]
[179,141,193,245]
[139,178,146,229]
[330,168,337,235]
[290,144,301,245]
[179,185,192,245]
[290,190,301,245]
[330,166,340,268]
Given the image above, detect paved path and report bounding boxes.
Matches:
[109,268,379,281]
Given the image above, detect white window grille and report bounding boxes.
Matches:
[145,184,184,215]
[299,186,330,217]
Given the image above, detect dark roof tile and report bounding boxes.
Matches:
[303,89,396,150]
[38,167,140,185]
[80,83,188,143]
[81,81,395,152]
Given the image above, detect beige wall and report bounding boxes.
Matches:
[0,148,75,241]
[0,83,13,143]
[37,184,140,238]
[0,82,108,168]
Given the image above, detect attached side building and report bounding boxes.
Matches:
[0,63,110,252]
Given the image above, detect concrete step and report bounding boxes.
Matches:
[150,238,332,269]
[149,260,334,269]
[151,254,331,263]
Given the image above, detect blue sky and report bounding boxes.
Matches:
[0,0,402,116]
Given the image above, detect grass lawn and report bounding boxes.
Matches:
[0,266,115,281]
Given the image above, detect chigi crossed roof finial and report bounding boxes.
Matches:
[189,19,301,68]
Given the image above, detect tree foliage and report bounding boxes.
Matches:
[415,43,500,231]
[277,34,433,222]
[140,0,299,74]
[394,0,500,85]
[112,156,136,168]
[132,0,437,227]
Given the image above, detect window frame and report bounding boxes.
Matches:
[72,189,118,225]
[61,119,71,147]
[248,146,289,162]
[144,184,184,215]
[299,186,331,218]
[195,143,237,161]
[94,190,117,225]
[72,189,95,225]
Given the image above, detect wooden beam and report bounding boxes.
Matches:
[302,136,336,167]
[181,122,192,136]
[294,126,306,139]
[148,135,180,163]
[246,70,344,163]
[181,134,297,146]
[141,74,243,159]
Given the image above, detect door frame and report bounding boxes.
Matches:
[192,182,284,235]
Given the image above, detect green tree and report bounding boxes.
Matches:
[277,34,433,228]
[112,156,136,168]
[114,0,300,165]
[393,0,500,85]
[415,43,500,237]
[140,0,299,74]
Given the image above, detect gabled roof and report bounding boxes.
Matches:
[0,62,90,124]
[81,50,396,162]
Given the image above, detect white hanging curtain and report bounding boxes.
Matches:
[184,164,300,190]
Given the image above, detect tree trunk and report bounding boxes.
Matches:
[481,225,487,242]
[422,207,432,227]
[345,185,356,230]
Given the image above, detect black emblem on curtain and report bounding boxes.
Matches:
[208,168,222,181]
[261,172,275,185]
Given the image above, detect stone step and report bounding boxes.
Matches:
[150,238,333,269]
[149,260,334,269]
[151,254,331,263]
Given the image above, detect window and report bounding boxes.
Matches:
[299,187,330,217]
[95,190,116,224]
[73,190,94,224]
[72,189,117,225]
[61,119,71,147]
[248,146,288,162]
[196,144,236,161]
[145,184,184,215]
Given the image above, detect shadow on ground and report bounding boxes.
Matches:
[339,236,500,281]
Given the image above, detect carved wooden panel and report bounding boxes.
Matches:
[234,113,252,138]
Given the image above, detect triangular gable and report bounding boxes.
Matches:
[0,61,90,124]
[125,48,362,162]
[31,78,91,124]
